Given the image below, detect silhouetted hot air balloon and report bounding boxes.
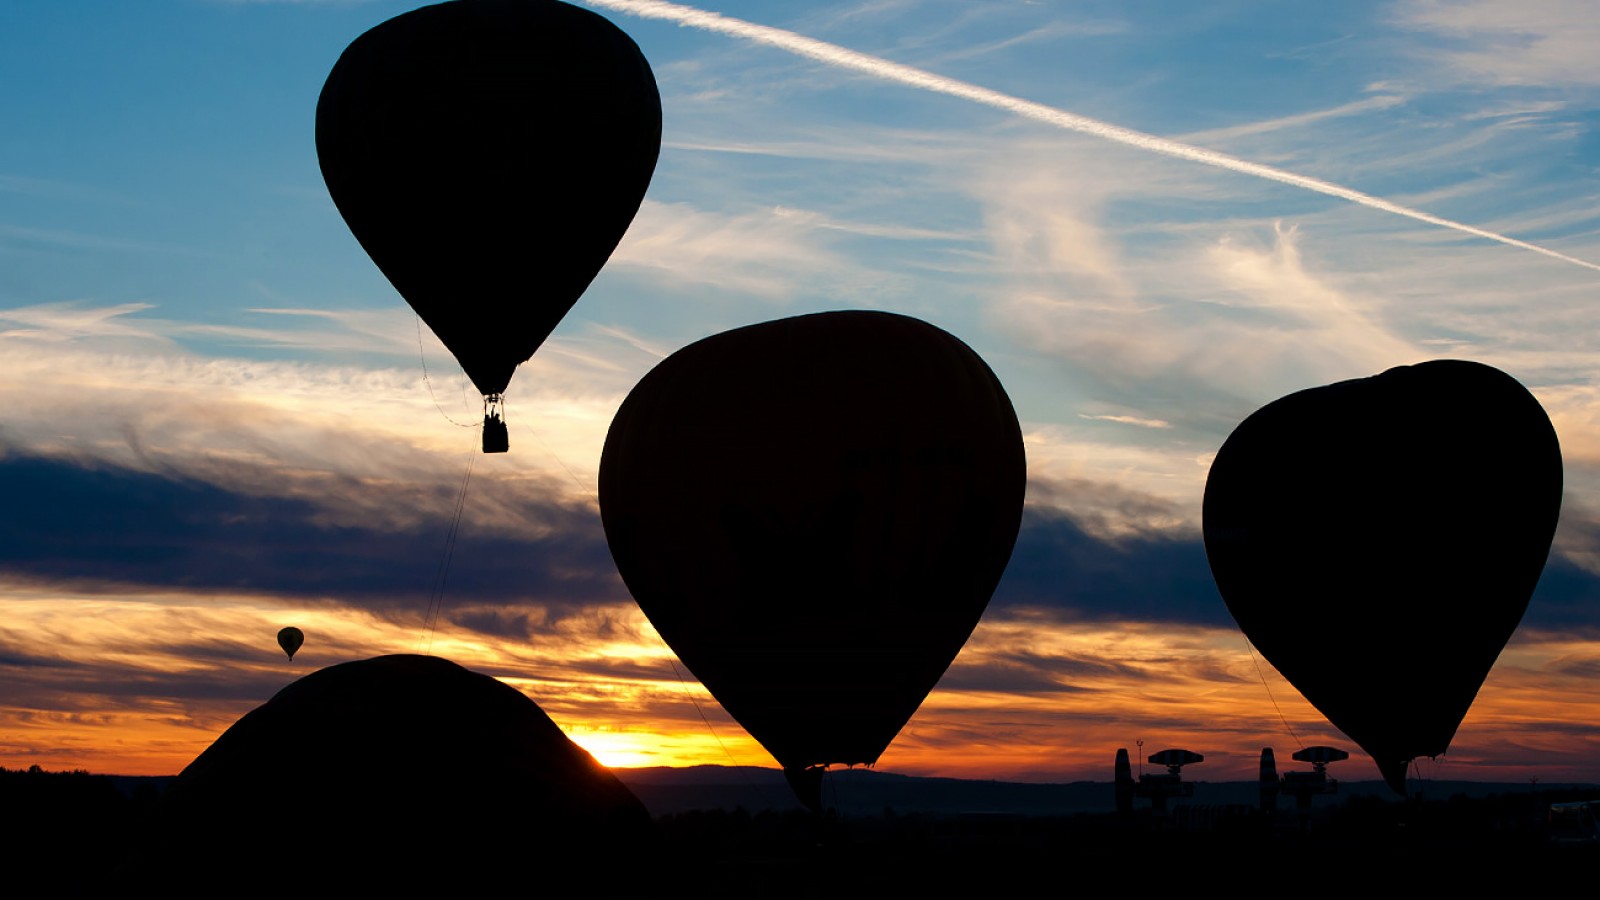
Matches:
[1203,360,1562,793]
[317,0,661,452]
[599,311,1026,810]
[277,627,305,661]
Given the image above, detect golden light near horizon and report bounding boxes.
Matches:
[881,618,1341,781]
[0,587,461,773]
[6,575,1600,783]
[561,722,766,769]
[0,584,777,774]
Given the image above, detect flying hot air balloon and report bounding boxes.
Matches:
[1202,360,1562,793]
[599,311,1027,810]
[277,627,305,661]
[316,0,661,452]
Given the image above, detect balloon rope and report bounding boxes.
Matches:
[513,417,785,806]
[667,656,788,810]
[421,442,476,654]
[667,657,741,767]
[417,315,479,429]
[1243,636,1304,750]
[518,417,594,501]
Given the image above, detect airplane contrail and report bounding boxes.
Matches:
[584,0,1600,274]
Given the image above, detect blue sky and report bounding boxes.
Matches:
[2,0,1599,783]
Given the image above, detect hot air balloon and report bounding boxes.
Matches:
[599,311,1026,809]
[317,0,661,452]
[1202,360,1562,793]
[277,627,305,661]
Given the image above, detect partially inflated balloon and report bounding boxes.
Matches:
[134,656,646,888]
[277,627,305,661]
[600,311,1026,807]
[1203,360,1562,792]
[317,0,661,450]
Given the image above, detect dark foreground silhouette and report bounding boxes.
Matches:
[121,655,648,889]
[1204,360,1563,793]
[13,764,1598,893]
[600,310,1027,809]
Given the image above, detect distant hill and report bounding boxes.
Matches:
[611,764,1598,818]
[17,764,1594,821]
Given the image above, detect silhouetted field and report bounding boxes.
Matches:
[6,765,1596,892]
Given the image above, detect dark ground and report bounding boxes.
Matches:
[6,765,1596,893]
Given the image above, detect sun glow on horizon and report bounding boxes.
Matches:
[5,584,1599,784]
[561,722,769,770]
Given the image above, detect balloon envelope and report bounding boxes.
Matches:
[1202,360,1562,792]
[276,626,304,660]
[316,0,661,397]
[600,311,1026,785]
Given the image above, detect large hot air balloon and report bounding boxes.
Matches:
[1202,360,1562,792]
[317,0,661,452]
[599,311,1027,809]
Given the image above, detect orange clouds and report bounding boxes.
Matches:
[6,585,1596,786]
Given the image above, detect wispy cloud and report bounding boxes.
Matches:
[0,302,163,342]
[1178,94,1407,144]
[585,0,1600,273]
[977,158,1423,427]
[1394,0,1600,87]
[0,174,132,205]
[0,303,654,490]
[1079,414,1172,429]
[1462,100,1569,121]
[608,199,850,299]
[918,18,1128,67]
[0,223,198,256]
[1203,224,1421,371]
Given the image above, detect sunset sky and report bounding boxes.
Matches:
[3,0,1599,787]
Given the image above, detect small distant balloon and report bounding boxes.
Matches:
[277,627,305,661]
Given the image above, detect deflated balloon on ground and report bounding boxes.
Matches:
[131,655,646,887]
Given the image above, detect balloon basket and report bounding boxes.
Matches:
[483,414,508,453]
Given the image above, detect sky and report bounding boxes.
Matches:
[2,0,1599,786]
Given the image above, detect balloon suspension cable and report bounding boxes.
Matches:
[1243,635,1304,750]
[417,315,478,429]
[668,656,789,810]
[421,440,477,654]
[508,419,797,798]
[512,416,791,799]
[519,416,595,502]
[1409,757,1430,799]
